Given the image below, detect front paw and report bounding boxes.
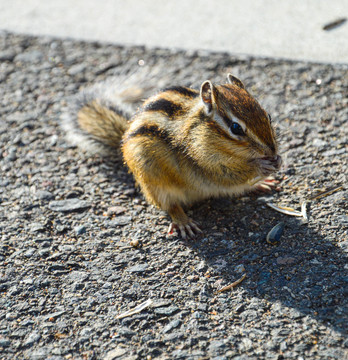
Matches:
[253,176,281,193]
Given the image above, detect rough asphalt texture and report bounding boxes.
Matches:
[0,31,347,359]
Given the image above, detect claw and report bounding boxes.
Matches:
[168,220,202,239]
[167,223,175,235]
[179,225,187,239]
[256,183,272,192]
[185,224,195,238]
[190,221,203,234]
[253,176,281,193]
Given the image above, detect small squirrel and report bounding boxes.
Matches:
[63,73,281,238]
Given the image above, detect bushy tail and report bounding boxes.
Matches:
[61,81,136,155]
[61,65,174,155]
[76,99,130,148]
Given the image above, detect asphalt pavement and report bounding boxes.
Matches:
[0,1,347,359]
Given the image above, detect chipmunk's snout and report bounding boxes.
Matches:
[263,142,278,157]
[263,155,282,169]
[269,144,276,154]
[254,155,282,177]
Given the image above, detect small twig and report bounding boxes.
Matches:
[308,185,343,201]
[217,273,247,293]
[116,299,153,319]
[323,18,347,31]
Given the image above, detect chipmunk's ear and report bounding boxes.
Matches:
[200,80,214,114]
[227,74,245,89]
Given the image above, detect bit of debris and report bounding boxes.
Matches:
[217,273,247,293]
[267,185,343,221]
[116,299,153,320]
[266,222,285,245]
[266,203,303,217]
[323,18,347,31]
[308,185,343,201]
[301,201,308,221]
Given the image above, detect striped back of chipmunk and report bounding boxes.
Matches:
[122,85,200,143]
[142,86,199,118]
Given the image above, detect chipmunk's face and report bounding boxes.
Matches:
[200,74,281,174]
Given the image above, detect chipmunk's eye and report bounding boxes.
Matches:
[268,114,272,123]
[230,122,245,136]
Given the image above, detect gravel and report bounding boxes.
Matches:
[0,30,347,359]
[48,199,91,212]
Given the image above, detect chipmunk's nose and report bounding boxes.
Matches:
[261,155,282,170]
[268,143,278,156]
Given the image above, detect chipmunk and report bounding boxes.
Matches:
[63,73,281,238]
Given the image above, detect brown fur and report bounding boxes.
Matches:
[72,75,280,236]
[78,101,129,148]
[216,84,276,153]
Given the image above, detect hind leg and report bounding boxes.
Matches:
[167,204,202,239]
[142,184,202,239]
[123,135,202,238]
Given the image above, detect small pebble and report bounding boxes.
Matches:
[48,199,90,212]
[109,216,132,226]
[74,225,87,235]
[277,256,296,265]
[153,306,180,316]
[235,264,245,273]
[0,338,11,347]
[0,50,16,61]
[127,264,148,273]
[107,206,127,215]
[36,190,54,201]
[6,312,18,320]
[162,319,182,333]
[68,63,87,76]
[15,50,44,63]
[130,239,140,247]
